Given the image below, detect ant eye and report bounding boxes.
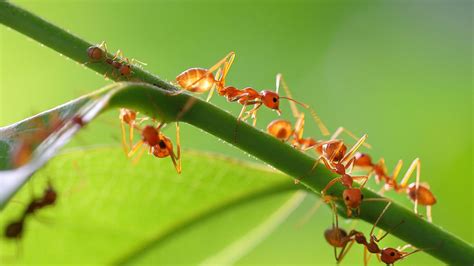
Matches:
[345,196,350,201]
[273,97,277,103]
[390,252,395,256]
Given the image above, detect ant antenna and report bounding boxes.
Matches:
[276,74,329,136]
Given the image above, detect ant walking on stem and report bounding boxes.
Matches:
[177,55,310,126]
[86,41,146,79]
[354,154,437,222]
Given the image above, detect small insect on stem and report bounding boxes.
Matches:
[86,41,145,80]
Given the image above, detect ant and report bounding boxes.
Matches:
[86,42,145,79]
[125,121,182,174]
[177,55,307,126]
[314,132,390,217]
[354,154,437,222]
[4,181,57,240]
[325,202,422,265]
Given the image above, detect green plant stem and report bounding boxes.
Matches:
[0,2,472,264]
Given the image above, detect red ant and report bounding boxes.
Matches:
[86,42,145,79]
[325,202,422,265]
[312,132,390,216]
[354,154,437,222]
[177,55,307,126]
[125,121,182,174]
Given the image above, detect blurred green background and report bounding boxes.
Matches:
[0,0,472,265]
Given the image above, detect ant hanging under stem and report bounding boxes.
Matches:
[353,154,437,222]
[125,121,182,174]
[324,202,423,265]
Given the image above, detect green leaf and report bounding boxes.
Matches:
[0,147,300,264]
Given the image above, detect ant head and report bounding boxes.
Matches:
[342,188,363,209]
[152,135,173,158]
[120,108,137,125]
[381,248,403,264]
[321,141,347,162]
[266,119,292,140]
[87,46,103,61]
[324,227,348,248]
[141,125,159,146]
[261,90,281,113]
[354,152,373,167]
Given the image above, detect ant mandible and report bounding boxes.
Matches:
[126,121,182,174]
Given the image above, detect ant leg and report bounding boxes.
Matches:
[169,122,182,174]
[188,52,235,91]
[276,74,329,136]
[120,121,129,155]
[321,177,343,196]
[341,134,369,164]
[399,158,421,214]
[363,245,369,266]
[331,127,372,149]
[206,68,221,102]
[295,198,324,228]
[127,140,144,158]
[132,146,146,165]
[369,201,403,242]
[426,205,432,223]
[352,175,369,189]
[295,155,336,184]
[275,73,300,118]
[337,239,355,263]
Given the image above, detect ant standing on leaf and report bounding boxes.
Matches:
[353,154,437,222]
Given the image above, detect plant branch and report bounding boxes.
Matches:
[0,2,473,264]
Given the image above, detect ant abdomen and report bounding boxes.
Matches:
[266,119,292,141]
[324,228,348,248]
[176,68,215,93]
[407,183,437,205]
